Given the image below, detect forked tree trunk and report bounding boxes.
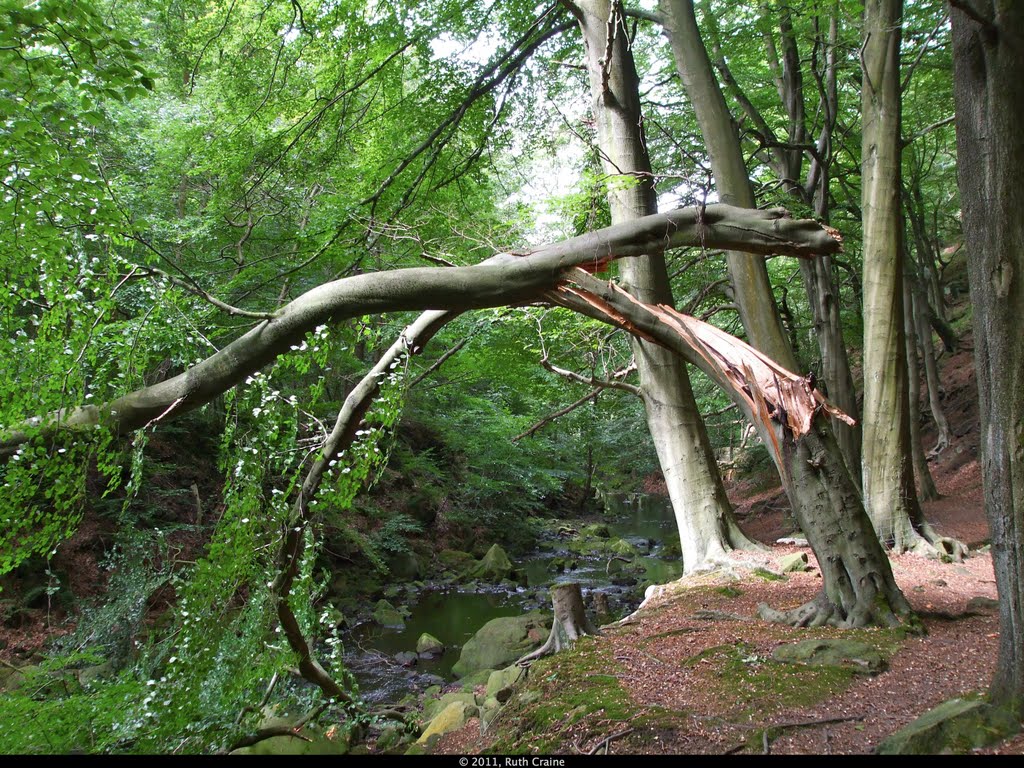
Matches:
[675,0,862,478]
[554,270,914,628]
[952,1,1024,712]
[572,0,758,574]
[656,0,911,626]
[518,583,599,664]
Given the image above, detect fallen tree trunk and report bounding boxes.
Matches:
[549,271,913,628]
[1,204,839,453]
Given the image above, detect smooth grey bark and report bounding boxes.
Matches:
[903,263,940,500]
[912,270,953,455]
[654,0,911,626]
[553,271,912,627]
[271,309,452,701]
[904,177,954,451]
[571,0,756,574]
[691,0,862,475]
[0,203,840,453]
[952,0,1024,712]
[661,0,793,367]
[860,0,960,556]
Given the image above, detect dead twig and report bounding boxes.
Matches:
[588,727,634,755]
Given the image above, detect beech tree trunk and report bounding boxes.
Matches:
[679,0,862,477]
[655,0,910,627]
[903,265,940,500]
[952,0,1024,712]
[552,271,913,627]
[860,0,959,555]
[912,274,952,456]
[572,0,757,574]
[1,203,838,453]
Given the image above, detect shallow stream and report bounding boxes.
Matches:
[344,493,681,704]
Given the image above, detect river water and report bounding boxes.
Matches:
[344,494,681,704]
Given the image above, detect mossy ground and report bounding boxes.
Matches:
[476,581,911,755]
[486,638,643,753]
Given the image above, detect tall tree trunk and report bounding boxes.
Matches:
[698,0,862,476]
[556,270,913,628]
[571,0,757,573]
[952,0,1024,713]
[860,0,956,555]
[911,271,952,455]
[656,0,912,627]
[903,261,940,500]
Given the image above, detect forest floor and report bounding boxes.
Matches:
[4,300,1020,755]
[428,335,1024,755]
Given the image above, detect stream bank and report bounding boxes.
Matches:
[337,492,682,705]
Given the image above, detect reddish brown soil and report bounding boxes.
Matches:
[430,328,1022,755]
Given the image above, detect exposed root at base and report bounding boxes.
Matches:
[757,590,915,630]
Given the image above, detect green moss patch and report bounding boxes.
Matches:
[715,585,744,598]
[683,642,857,713]
[486,639,634,753]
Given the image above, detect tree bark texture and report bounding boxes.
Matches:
[912,273,952,455]
[518,583,599,663]
[952,0,1024,712]
[573,0,756,574]
[659,0,794,369]
[673,0,862,476]
[551,271,912,627]
[860,0,929,551]
[903,264,940,500]
[0,203,839,453]
[655,0,909,625]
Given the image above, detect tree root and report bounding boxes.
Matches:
[517,583,598,665]
[757,587,913,630]
[907,526,969,562]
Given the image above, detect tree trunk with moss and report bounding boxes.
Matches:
[571,0,757,574]
[554,270,914,628]
[655,0,913,627]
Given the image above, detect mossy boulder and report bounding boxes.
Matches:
[0,664,33,692]
[771,638,887,675]
[472,544,515,582]
[375,724,412,753]
[416,633,445,656]
[417,701,475,744]
[438,549,476,576]
[372,599,406,629]
[486,665,525,703]
[423,691,477,722]
[459,668,495,690]
[77,661,115,686]
[451,611,550,678]
[479,696,503,728]
[231,732,349,755]
[876,698,1020,754]
[581,523,611,539]
[607,537,639,558]
[779,552,811,573]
